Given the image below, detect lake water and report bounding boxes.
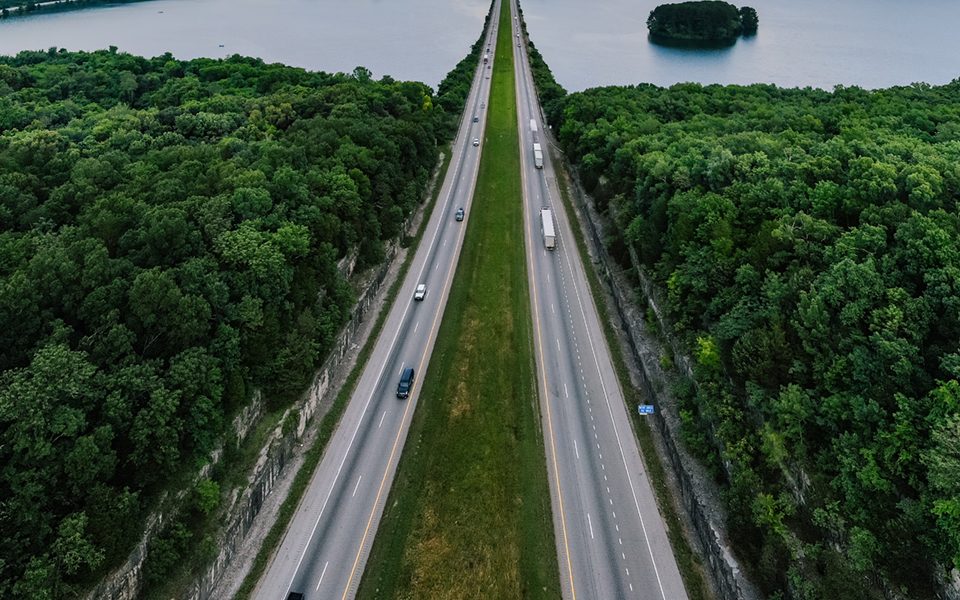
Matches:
[1,0,958,91]
[0,0,491,87]
[521,0,960,91]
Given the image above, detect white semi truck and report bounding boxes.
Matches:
[540,208,556,249]
[533,142,543,169]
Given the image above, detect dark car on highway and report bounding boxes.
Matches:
[455,207,465,221]
[397,367,415,399]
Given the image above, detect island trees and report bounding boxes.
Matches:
[647,1,758,44]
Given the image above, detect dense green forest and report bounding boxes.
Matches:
[550,80,960,597]
[647,1,757,42]
[0,47,459,597]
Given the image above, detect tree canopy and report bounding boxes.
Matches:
[0,48,452,596]
[553,80,960,597]
[647,1,758,43]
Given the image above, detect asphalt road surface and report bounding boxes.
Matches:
[510,0,690,597]
[251,4,502,598]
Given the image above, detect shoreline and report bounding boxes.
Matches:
[0,0,153,21]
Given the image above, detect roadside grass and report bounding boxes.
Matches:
[551,156,712,600]
[232,146,455,600]
[356,2,561,597]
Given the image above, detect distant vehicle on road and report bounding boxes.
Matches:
[473,115,479,122]
[533,142,543,168]
[530,119,538,133]
[287,593,304,600]
[540,208,556,250]
[455,207,465,221]
[473,137,480,146]
[414,283,427,301]
[397,367,415,399]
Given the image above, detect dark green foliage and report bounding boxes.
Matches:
[647,1,757,42]
[0,49,448,594]
[554,81,960,597]
[739,6,758,35]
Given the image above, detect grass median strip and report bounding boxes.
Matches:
[357,2,560,597]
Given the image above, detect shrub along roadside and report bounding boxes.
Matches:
[516,5,567,127]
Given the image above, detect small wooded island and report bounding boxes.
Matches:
[647,1,758,45]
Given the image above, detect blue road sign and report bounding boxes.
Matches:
[638,404,655,415]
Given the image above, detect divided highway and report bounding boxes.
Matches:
[510,0,689,597]
[251,4,502,598]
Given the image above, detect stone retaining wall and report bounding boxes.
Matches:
[180,244,397,600]
[85,244,397,600]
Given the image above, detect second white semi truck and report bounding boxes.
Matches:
[540,208,556,249]
[533,142,543,168]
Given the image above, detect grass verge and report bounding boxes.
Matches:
[232,146,455,600]
[356,2,561,597]
[551,157,712,600]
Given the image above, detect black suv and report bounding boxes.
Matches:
[397,367,415,399]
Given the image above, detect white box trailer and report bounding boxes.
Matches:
[533,142,543,169]
[530,119,538,133]
[540,208,556,249]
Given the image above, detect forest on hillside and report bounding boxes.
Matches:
[552,81,960,597]
[0,48,458,597]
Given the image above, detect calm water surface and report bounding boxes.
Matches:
[1,0,958,91]
[521,0,960,91]
[0,0,490,87]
